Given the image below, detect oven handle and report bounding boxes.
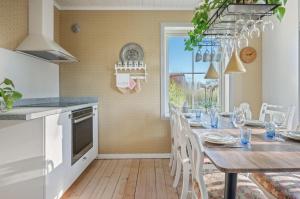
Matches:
[73,114,93,124]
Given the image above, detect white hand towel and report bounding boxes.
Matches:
[116,73,130,88]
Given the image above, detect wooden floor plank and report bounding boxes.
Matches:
[122,160,140,199]
[111,160,132,199]
[78,160,114,199]
[144,159,157,199]
[88,160,119,199]
[135,159,148,199]
[101,160,128,199]
[162,159,179,199]
[155,159,168,199]
[62,159,179,199]
[63,160,103,199]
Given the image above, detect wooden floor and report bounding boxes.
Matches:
[62,159,182,199]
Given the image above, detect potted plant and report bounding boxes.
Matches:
[0,78,22,111]
[200,81,218,112]
[185,0,287,51]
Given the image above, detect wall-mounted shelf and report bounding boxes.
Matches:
[115,64,147,81]
[115,66,146,71]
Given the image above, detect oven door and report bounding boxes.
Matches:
[72,110,93,165]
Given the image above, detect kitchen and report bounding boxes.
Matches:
[0,0,299,199]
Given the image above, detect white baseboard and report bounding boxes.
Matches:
[97,153,171,159]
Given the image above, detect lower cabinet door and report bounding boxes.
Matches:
[0,118,45,199]
[45,112,72,199]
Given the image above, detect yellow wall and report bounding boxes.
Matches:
[58,11,193,153]
[54,7,60,43]
[0,2,262,153]
[231,38,262,118]
[58,10,262,153]
[0,0,28,49]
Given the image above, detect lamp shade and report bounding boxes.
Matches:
[204,62,219,79]
[224,49,246,74]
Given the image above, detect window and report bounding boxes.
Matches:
[161,24,228,118]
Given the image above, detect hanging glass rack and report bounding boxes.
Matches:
[203,0,281,36]
[197,38,221,47]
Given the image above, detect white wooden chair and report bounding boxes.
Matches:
[173,114,219,199]
[172,110,190,199]
[169,104,178,176]
[185,128,268,199]
[259,103,295,130]
[239,102,252,120]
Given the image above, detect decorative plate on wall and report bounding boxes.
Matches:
[120,43,144,62]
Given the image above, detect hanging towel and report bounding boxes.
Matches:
[128,78,137,90]
[116,73,130,88]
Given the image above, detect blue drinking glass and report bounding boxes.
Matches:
[196,110,201,119]
[240,128,252,145]
[210,112,219,128]
[265,122,276,139]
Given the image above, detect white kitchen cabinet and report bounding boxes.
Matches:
[0,105,99,199]
[0,119,45,199]
[45,105,99,199]
[45,111,72,199]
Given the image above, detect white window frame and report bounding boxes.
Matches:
[160,23,229,119]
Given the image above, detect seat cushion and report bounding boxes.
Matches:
[252,172,300,199]
[193,173,267,199]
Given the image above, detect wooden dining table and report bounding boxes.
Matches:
[191,117,300,199]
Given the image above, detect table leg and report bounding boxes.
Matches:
[224,173,238,199]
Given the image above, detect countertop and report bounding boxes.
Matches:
[0,97,98,120]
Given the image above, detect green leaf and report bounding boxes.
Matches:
[3,78,15,88]
[276,6,285,21]
[5,99,14,109]
[0,78,22,110]
[12,91,22,100]
[3,87,12,91]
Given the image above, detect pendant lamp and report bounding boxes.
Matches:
[204,62,219,79]
[224,49,246,74]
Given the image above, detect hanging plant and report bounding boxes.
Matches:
[185,0,287,51]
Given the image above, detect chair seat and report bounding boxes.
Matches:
[193,173,267,199]
[252,172,300,199]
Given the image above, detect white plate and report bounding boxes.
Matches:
[219,112,233,117]
[288,131,300,138]
[245,120,265,128]
[204,132,237,145]
[189,121,203,127]
[281,131,300,141]
[183,113,194,118]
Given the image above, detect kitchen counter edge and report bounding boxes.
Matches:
[0,103,98,121]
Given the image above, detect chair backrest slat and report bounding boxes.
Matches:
[259,102,295,130]
[181,116,209,199]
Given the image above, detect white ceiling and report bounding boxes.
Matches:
[54,0,201,10]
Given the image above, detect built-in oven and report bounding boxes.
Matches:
[71,107,93,165]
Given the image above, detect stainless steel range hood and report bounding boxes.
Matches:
[16,0,78,63]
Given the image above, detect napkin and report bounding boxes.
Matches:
[128,78,136,90]
[116,73,130,88]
